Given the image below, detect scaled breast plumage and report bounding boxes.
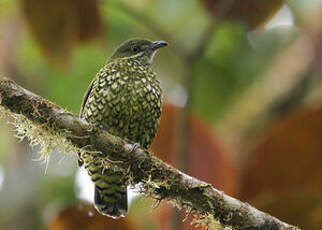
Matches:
[81,58,162,148]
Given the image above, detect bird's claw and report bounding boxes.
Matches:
[94,123,104,130]
[130,143,140,153]
[123,138,140,153]
[77,151,84,167]
[78,159,84,167]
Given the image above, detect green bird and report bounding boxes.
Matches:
[79,38,167,218]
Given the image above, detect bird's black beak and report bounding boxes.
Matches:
[150,41,168,50]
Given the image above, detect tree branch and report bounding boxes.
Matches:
[0,76,299,230]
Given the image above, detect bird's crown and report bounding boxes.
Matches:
[110,38,167,65]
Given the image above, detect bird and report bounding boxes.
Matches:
[79,38,167,218]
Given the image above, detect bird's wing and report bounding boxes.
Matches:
[80,62,120,118]
[79,76,96,118]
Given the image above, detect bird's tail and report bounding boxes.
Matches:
[84,159,128,218]
[91,168,128,218]
[94,185,128,218]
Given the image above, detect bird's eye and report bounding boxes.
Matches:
[131,46,139,52]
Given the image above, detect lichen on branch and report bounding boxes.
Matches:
[0,76,300,230]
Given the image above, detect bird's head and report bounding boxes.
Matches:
[110,38,168,65]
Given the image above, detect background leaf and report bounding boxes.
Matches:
[203,0,283,29]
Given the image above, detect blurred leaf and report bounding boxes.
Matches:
[251,192,322,230]
[192,24,271,123]
[151,103,238,195]
[123,0,153,10]
[128,196,159,230]
[74,0,103,42]
[217,31,313,151]
[48,204,135,230]
[187,116,238,194]
[240,107,322,199]
[0,0,16,16]
[17,40,107,113]
[203,0,283,29]
[239,107,322,228]
[301,9,322,64]
[21,0,102,64]
[44,45,107,113]
[39,176,76,205]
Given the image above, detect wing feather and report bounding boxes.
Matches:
[80,77,96,118]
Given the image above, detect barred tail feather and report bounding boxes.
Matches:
[94,186,128,219]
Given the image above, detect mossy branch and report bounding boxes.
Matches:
[0,76,299,230]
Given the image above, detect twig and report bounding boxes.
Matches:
[0,76,300,230]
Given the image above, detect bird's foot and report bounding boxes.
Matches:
[93,123,104,130]
[130,142,140,153]
[124,138,141,153]
[77,151,84,167]
[78,159,84,167]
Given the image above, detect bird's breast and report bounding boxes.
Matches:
[94,72,161,143]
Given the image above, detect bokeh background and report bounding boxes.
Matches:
[0,0,322,229]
